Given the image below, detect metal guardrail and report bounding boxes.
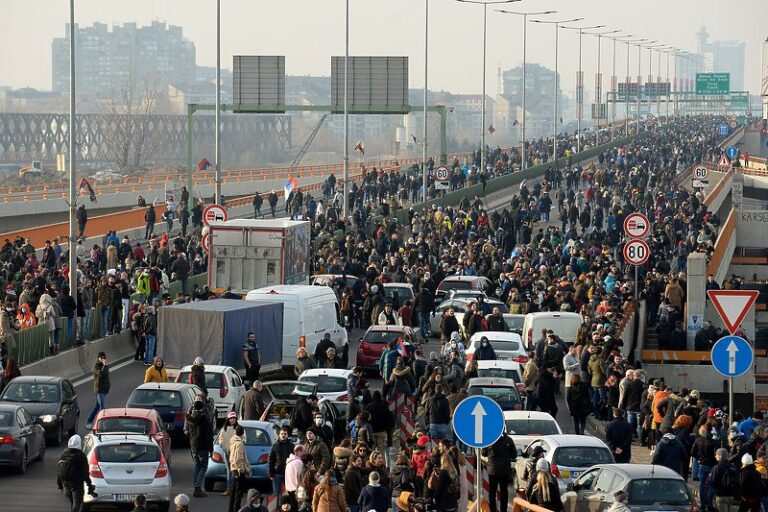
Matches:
[706,207,736,277]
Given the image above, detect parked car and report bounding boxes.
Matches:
[429,298,508,337]
[298,369,352,401]
[0,376,79,446]
[561,464,694,512]
[475,360,526,397]
[382,283,415,307]
[466,332,527,363]
[82,433,171,511]
[520,435,614,495]
[125,383,215,441]
[356,325,419,372]
[0,403,46,473]
[310,274,361,288]
[466,377,524,411]
[259,381,345,444]
[204,420,277,492]
[90,408,172,466]
[503,411,562,453]
[435,276,494,303]
[175,365,246,421]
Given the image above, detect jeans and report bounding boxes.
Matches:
[64,484,85,512]
[192,451,209,488]
[429,423,451,442]
[270,205,276,218]
[65,316,75,346]
[144,335,156,364]
[86,393,107,426]
[488,473,510,512]
[229,472,246,512]
[419,313,431,339]
[100,306,110,336]
[181,278,188,295]
[273,474,285,496]
[145,222,154,240]
[626,411,641,438]
[699,465,712,509]
[83,308,93,341]
[121,299,130,330]
[591,387,603,416]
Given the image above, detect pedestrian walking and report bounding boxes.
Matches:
[144,356,169,383]
[186,394,214,498]
[269,426,295,499]
[481,433,517,512]
[84,351,110,429]
[57,434,96,512]
[144,204,156,240]
[242,332,261,385]
[566,374,591,435]
[605,408,634,463]
[142,305,158,365]
[312,469,346,512]
[358,471,390,512]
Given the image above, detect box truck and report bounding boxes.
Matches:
[208,219,311,294]
[157,299,283,373]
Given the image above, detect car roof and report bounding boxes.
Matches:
[177,365,233,373]
[237,420,279,430]
[311,274,359,280]
[476,360,521,370]
[447,297,504,306]
[470,331,523,342]
[501,313,526,318]
[8,376,63,384]
[299,369,353,379]
[134,382,196,391]
[441,276,490,282]
[588,463,683,479]
[525,312,582,319]
[366,325,412,333]
[383,283,413,289]
[468,377,519,387]
[503,411,556,421]
[537,434,609,448]
[95,408,159,419]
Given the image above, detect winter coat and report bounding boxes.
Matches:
[229,434,251,475]
[143,365,168,383]
[605,417,634,463]
[740,464,764,502]
[190,364,207,395]
[481,435,518,475]
[56,448,91,487]
[651,434,686,475]
[312,483,347,512]
[588,354,606,387]
[566,382,592,417]
[305,438,331,473]
[358,483,390,512]
[344,466,365,505]
[692,434,718,467]
[268,438,295,477]
[242,388,267,421]
[185,407,214,455]
[432,468,460,512]
[388,365,416,398]
[92,360,110,394]
[528,479,564,512]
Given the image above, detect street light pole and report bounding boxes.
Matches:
[68,0,78,308]
[603,32,629,141]
[496,9,557,171]
[343,0,349,218]
[456,0,519,175]
[215,0,222,204]
[423,0,428,199]
[623,38,647,136]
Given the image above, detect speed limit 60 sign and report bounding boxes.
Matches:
[693,166,709,180]
[623,239,650,266]
[435,166,450,190]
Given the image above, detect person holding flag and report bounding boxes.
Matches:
[78,178,97,203]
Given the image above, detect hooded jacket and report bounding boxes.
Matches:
[56,447,91,487]
[651,433,686,474]
[358,482,390,512]
[285,453,304,492]
[229,434,251,475]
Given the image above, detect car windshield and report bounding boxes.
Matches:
[96,417,152,434]
[266,382,317,400]
[128,390,182,408]
[243,427,272,446]
[1,382,60,403]
[627,479,691,506]
[0,411,14,427]
[468,386,522,409]
[478,369,520,381]
[363,330,406,344]
[177,372,224,389]
[505,419,560,436]
[95,443,161,463]
[504,317,525,331]
[440,281,473,292]
[553,447,614,467]
[299,376,347,394]
[383,287,413,302]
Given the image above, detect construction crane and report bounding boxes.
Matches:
[290,114,328,168]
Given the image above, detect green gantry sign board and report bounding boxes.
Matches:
[696,73,730,95]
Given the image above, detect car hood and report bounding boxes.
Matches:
[13,401,59,418]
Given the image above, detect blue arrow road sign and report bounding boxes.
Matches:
[719,125,729,136]
[711,335,753,378]
[451,396,505,448]
[726,146,739,159]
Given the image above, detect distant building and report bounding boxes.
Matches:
[500,63,563,139]
[696,27,746,91]
[51,21,196,95]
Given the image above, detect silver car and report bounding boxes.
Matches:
[562,463,695,512]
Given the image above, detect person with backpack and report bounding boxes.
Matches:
[709,448,740,512]
[57,434,95,511]
[739,454,764,512]
[431,456,460,512]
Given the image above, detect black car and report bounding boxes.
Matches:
[0,403,46,473]
[0,376,80,446]
[126,382,216,441]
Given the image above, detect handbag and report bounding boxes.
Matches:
[427,470,439,490]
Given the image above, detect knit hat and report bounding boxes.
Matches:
[742,454,754,466]
[68,434,82,450]
[535,458,550,472]
[194,357,204,365]
[369,471,380,485]
[174,494,190,507]
[417,435,430,448]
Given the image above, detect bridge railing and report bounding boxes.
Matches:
[706,207,736,283]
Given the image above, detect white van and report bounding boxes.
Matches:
[521,312,583,348]
[246,285,348,368]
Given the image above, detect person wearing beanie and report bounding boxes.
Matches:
[358,471,391,512]
[237,489,268,512]
[57,434,94,511]
[709,447,739,511]
[174,493,190,511]
[190,357,207,396]
[740,452,763,512]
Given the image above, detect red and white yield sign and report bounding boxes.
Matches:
[707,290,759,334]
[201,233,211,254]
[623,239,650,266]
[623,212,650,239]
[203,204,228,226]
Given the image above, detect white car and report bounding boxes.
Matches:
[516,434,614,495]
[466,331,527,363]
[475,360,526,397]
[503,410,562,453]
[175,365,246,421]
[82,433,171,510]
[382,283,415,307]
[298,369,352,401]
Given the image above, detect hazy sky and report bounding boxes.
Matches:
[2,0,766,95]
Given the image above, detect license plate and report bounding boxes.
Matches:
[561,471,580,479]
[114,494,139,502]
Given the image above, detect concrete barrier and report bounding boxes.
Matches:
[21,331,136,381]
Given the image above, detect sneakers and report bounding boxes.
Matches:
[193,487,208,498]
[221,488,232,496]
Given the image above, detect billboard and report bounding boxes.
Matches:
[695,73,730,95]
[331,56,409,114]
[233,56,286,113]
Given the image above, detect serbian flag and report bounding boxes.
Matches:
[284,176,298,197]
[354,141,365,155]
[396,337,408,357]
[78,178,97,203]
[488,124,496,134]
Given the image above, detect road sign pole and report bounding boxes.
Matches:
[476,447,481,506]
[729,377,734,426]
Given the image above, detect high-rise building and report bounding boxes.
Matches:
[500,63,563,139]
[51,21,196,95]
[696,27,746,91]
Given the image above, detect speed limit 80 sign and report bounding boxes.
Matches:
[623,239,650,266]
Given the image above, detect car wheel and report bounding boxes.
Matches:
[204,478,216,492]
[38,437,46,462]
[16,447,28,474]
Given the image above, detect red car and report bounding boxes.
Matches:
[356,325,418,373]
[91,408,173,465]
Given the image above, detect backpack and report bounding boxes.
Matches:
[58,454,78,484]
[447,473,461,498]
[719,463,739,497]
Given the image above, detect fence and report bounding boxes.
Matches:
[168,273,209,298]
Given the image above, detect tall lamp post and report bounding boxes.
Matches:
[456,0,519,175]
[531,16,585,166]
[561,24,605,153]
[588,29,620,144]
[215,0,222,204]
[606,34,633,140]
[624,38,648,136]
[636,40,657,133]
[68,0,78,307]
[496,8,556,170]
[423,0,429,201]
[343,0,350,218]
[645,43,666,121]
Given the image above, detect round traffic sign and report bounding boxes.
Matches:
[203,204,228,226]
[623,212,650,239]
[435,166,450,182]
[623,239,650,266]
[201,233,211,254]
[730,121,737,129]
[693,166,709,180]
[710,335,753,378]
[451,396,505,449]
[726,146,739,159]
